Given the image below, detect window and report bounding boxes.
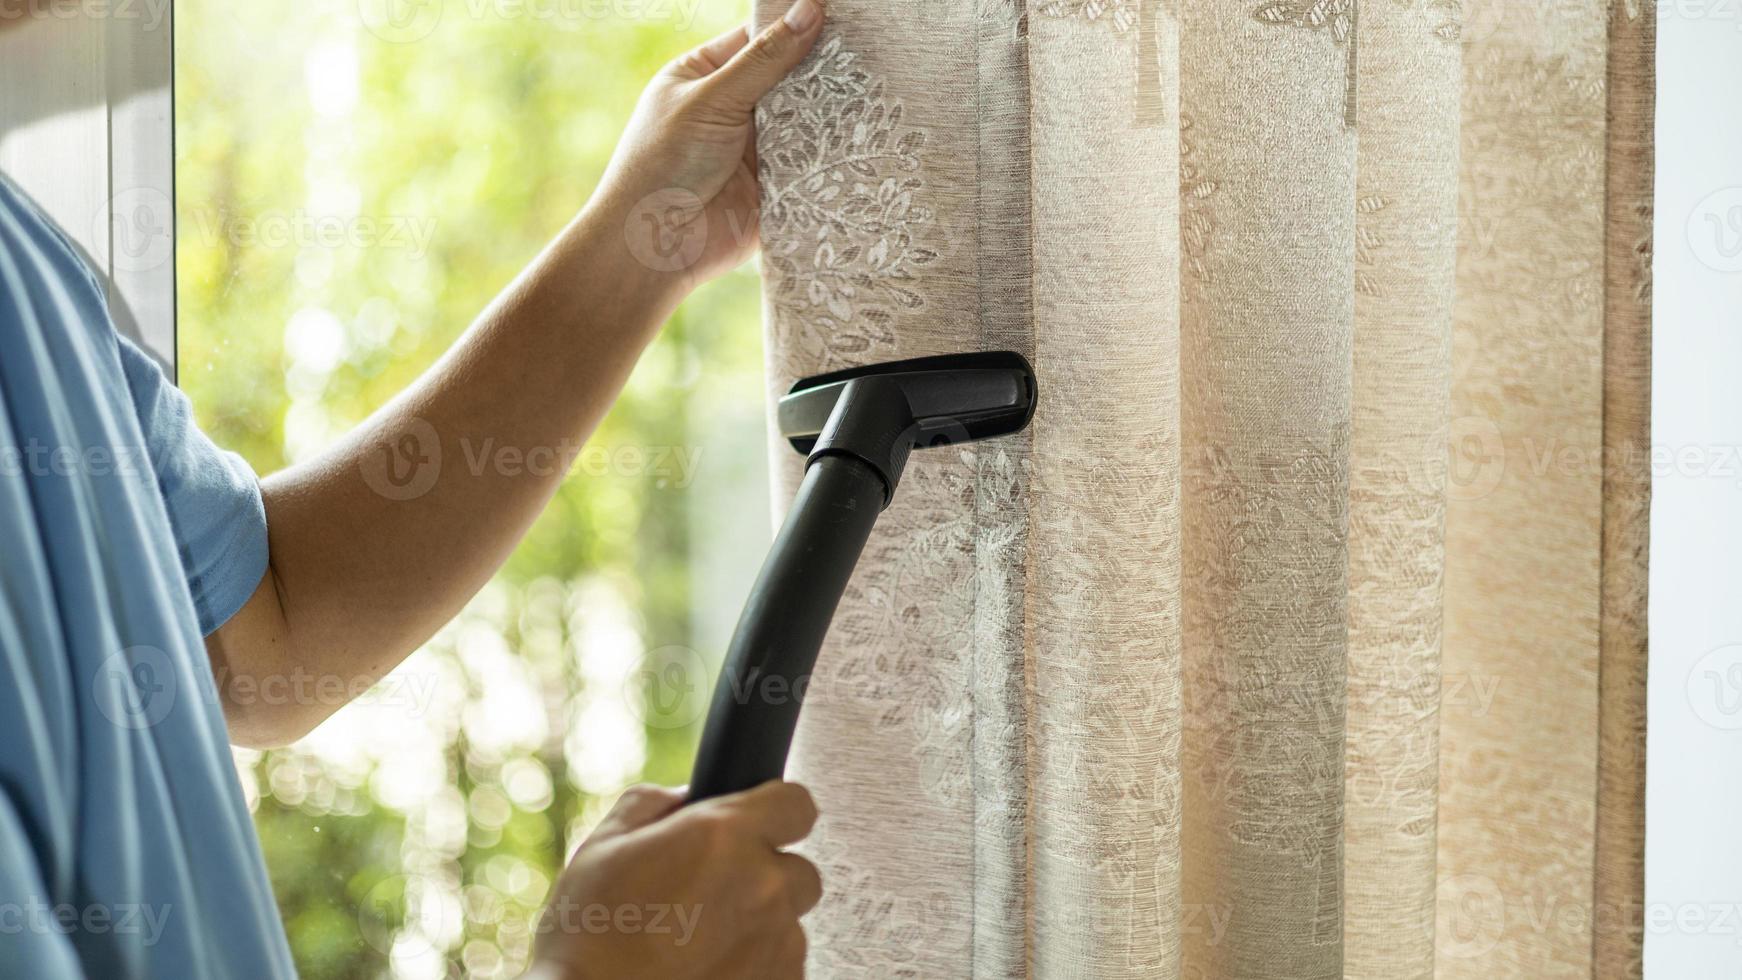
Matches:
[174,2,766,976]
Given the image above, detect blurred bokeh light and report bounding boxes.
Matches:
[175,1,769,975]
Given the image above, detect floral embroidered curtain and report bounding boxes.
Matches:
[751,1,1654,976]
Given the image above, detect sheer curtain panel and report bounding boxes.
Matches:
[750,1,1654,977]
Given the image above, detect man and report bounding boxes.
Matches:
[0,1,827,976]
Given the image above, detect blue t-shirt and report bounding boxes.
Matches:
[0,176,296,977]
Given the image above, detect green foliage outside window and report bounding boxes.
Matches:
[175,2,768,975]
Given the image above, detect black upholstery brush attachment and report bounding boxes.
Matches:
[686,351,1037,802]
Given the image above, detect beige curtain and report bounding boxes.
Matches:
[751,1,1654,976]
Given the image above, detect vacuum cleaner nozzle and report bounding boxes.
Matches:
[775,350,1037,507]
[686,350,1037,803]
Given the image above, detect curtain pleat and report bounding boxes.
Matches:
[1176,2,1357,975]
[1342,1,1462,977]
[1594,7,1655,980]
[751,1,1653,977]
[1436,3,1653,976]
[1025,6,1179,976]
[755,9,989,976]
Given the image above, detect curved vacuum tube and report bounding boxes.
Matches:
[686,351,1038,803]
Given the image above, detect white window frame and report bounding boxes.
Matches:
[0,6,175,375]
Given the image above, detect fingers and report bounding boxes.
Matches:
[595,784,686,838]
[670,24,750,79]
[759,925,807,978]
[695,0,825,114]
[730,924,806,979]
[774,852,824,915]
[714,779,819,848]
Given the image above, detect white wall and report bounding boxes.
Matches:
[1646,5,1742,976]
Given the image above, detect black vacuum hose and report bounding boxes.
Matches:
[686,452,887,802]
[683,351,1036,804]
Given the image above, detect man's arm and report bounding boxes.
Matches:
[207,10,825,748]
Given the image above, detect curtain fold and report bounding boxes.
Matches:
[752,1,1653,976]
[1341,2,1461,976]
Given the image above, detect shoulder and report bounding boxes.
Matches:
[0,176,149,408]
[0,175,110,306]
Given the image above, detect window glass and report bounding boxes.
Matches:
[174,2,767,975]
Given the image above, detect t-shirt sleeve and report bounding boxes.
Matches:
[114,334,268,636]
